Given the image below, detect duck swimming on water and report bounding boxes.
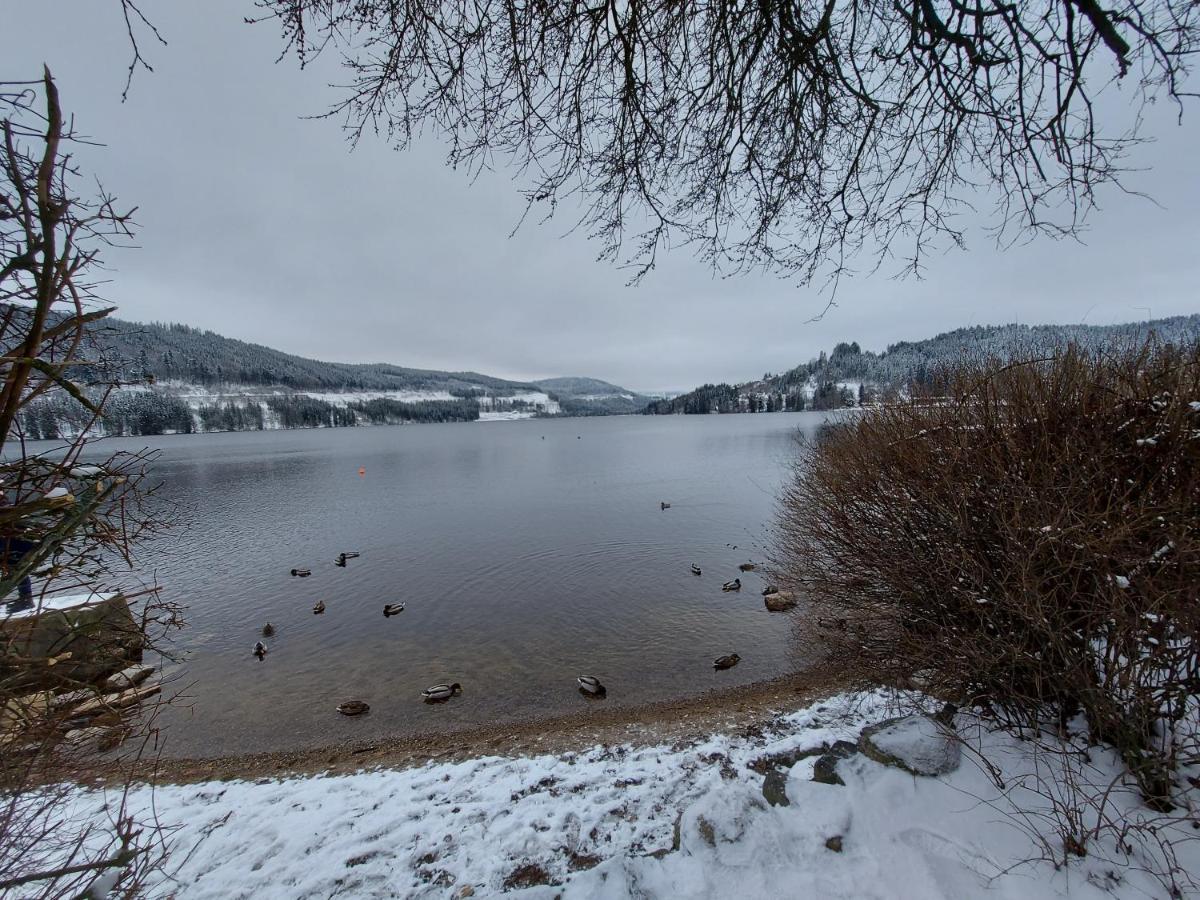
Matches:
[738,562,757,572]
[337,700,370,716]
[383,603,405,617]
[290,568,312,578]
[722,578,741,592]
[577,675,607,697]
[422,683,462,702]
[713,653,741,670]
[661,502,671,510]
[690,564,702,576]
[313,600,326,615]
[262,623,275,637]
[253,641,268,660]
[335,552,361,567]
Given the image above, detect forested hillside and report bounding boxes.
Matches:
[532,377,651,416]
[647,316,1200,415]
[15,317,648,438]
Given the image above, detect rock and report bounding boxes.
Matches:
[101,664,155,693]
[825,835,844,853]
[52,688,96,710]
[859,715,961,777]
[696,816,717,846]
[63,726,109,747]
[812,740,859,786]
[763,591,797,612]
[452,886,475,899]
[1,690,54,730]
[748,743,829,774]
[0,593,142,689]
[762,767,791,807]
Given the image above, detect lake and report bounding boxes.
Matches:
[81,412,832,757]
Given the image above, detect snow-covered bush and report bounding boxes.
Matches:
[773,340,1199,813]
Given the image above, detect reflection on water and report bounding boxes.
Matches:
[81,412,832,757]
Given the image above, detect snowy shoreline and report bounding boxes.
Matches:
[73,690,1199,899]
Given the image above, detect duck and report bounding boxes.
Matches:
[738,562,757,572]
[721,578,741,592]
[660,501,671,510]
[690,564,702,576]
[262,623,275,637]
[383,603,405,617]
[335,551,361,567]
[761,584,778,596]
[422,682,462,702]
[337,700,370,716]
[577,675,607,697]
[313,600,326,615]
[253,641,268,660]
[713,653,741,670]
[290,568,312,578]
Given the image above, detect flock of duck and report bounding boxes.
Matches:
[251,505,763,718]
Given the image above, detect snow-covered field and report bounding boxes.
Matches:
[74,691,1197,899]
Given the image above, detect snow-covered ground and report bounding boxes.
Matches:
[73,691,1198,899]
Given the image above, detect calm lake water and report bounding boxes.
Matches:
[79,413,833,757]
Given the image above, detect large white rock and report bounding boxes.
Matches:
[858,715,961,776]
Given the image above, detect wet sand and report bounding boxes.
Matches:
[89,660,857,786]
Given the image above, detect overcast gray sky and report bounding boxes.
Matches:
[6,1,1199,393]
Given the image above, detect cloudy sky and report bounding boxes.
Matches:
[7,1,1199,393]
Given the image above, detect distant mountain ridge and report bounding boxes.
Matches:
[647,315,1200,415]
[17,317,647,438]
[531,377,651,416]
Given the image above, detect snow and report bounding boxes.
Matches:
[859,715,962,776]
[2,591,116,621]
[69,691,1198,899]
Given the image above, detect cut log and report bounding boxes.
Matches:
[69,682,161,719]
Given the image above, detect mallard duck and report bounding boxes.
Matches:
[290,568,312,578]
[721,578,741,592]
[313,600,326,615]
[738,562,756,572]
[262,623,275,637]
[577,675,606,696]
[335,551,361,567]
[660,501,671,510]
[337,700,370,716]
[690,564,702,576]
[422,682,462,702]
[761,584,778,596]
[253,641,268,659]
[713,653,741,670]
[383,603,405,617]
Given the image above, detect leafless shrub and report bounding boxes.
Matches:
[772,340,1199,812]
[1,71,180,898]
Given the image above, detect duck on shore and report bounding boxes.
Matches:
[313,600,326,615]
[577,675,606,697]
[290,568,312,578]
[722,578,741,592]
[253,641,268,660]
[713,653,741,670]
[337,700,369,716]
[383,603,405,617]
[422,682,462,702]
[690,564,702,576]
